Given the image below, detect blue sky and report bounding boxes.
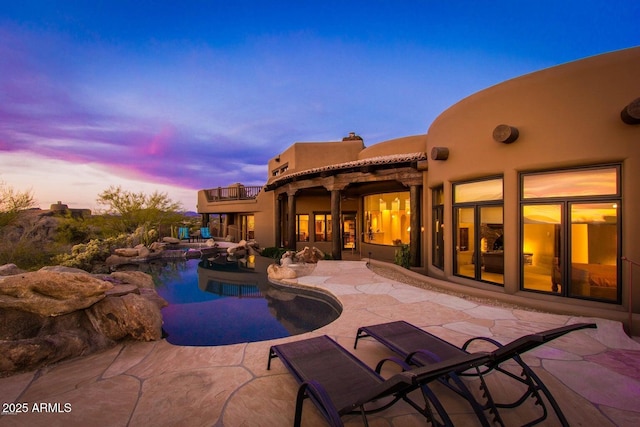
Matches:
[1,1,638,211]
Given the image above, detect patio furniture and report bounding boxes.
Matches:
[201,227,212,239]
[267,335,492,427]
[178,226,190,241]
[354,320,597,427]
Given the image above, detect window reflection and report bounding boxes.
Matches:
[523,167,617,199]
[521,166,620,302]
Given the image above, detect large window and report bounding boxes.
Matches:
[453,178,504,285]
[296,214,309,242]
[432,187,444,269]
[363,192,411,246]
[314,213,332,242]
[521,166,620,302]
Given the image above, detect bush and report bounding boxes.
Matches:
[394,244,411,269]
[260,247,288,259]
[0,240,63,271]
[52,234,131,272]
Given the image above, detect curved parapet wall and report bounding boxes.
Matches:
[425,46,640,316]
[358,134,427,160]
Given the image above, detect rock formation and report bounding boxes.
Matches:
[268,246,324,280]
[266,263,297,280]
[0,265,167,377]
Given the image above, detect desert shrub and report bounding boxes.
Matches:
[394,244,411,269]
[0,240,62,271]
[261,247,287,259]
[53,234,131,271]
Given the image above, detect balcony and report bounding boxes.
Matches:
[204,185,262,202]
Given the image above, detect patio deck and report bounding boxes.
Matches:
[1,260,639,426]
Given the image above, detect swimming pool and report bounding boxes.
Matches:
[150,255,342,346]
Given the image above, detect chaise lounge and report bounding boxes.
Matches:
[267,334,493,427]
[354,320,597,426]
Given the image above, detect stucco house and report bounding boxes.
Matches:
[198,47,640,331]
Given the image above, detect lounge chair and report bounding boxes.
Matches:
[354,321,597,427]
[268,335,493,427]
[178,226,190,241]
[201,227,212,239]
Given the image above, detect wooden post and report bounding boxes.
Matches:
[410,185,421,267]
[331,190,342,260]
[288,193,296,250]
[274,194,282,248]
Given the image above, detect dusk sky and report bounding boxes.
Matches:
[1,1,638,212]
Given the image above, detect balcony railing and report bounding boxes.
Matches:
[204,185,262,202]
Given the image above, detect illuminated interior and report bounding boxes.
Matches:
[521,167,619,301]
[364,192,411,245]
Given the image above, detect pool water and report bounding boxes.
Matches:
[150,256,341,346]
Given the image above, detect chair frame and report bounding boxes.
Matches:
[268,334,492,427]
[354,321,597,427]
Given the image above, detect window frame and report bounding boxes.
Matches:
[519,164,622,303]
[452,176,505,286]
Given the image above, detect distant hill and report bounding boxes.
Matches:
[183,211,199,218]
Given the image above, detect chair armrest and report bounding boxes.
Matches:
[296,380,343,427]
[375,356,411,373]
[461,336,503,351]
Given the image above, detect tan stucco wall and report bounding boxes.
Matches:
[358,134,427,159]
[425,46,640,312]
[252,190,275,247]
[267,140,365,184]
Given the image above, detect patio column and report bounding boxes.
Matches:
[410,185,421,267]
[331,189,341,260]
[274,194,282,247]
[201,213,210,228]
[287,192,297,250]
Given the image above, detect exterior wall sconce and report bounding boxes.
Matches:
[621,98,640,125]
[493,124,519,143]
[430,146,449,161]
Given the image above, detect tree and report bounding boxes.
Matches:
[0,181,35,227]
[96,186,184,235]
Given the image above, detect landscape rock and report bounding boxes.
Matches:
[0,263,25,276]
[114,248,140,257]
[267,263,297,280]
[0,271,113,316]
[295,246,325,263]
[87,293,163,341]
[39,265,91,275]
[0,309,114,375]
[136,244,151,258]
[0,267,167,377]
[110,271,156,289]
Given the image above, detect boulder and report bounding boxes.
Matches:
[0,263,25,277]
[136,245,151,258]
[267,263,297,280]
[295,246,325,263]
[114,248,140,257]
[0,266,167,377]
[149,241,166,252]
[110,271,156,289]
[162,236,180,244]
[0,271,113,316]
[0,309,114,375]
[87,293,163,341]
[39,265,91,275]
